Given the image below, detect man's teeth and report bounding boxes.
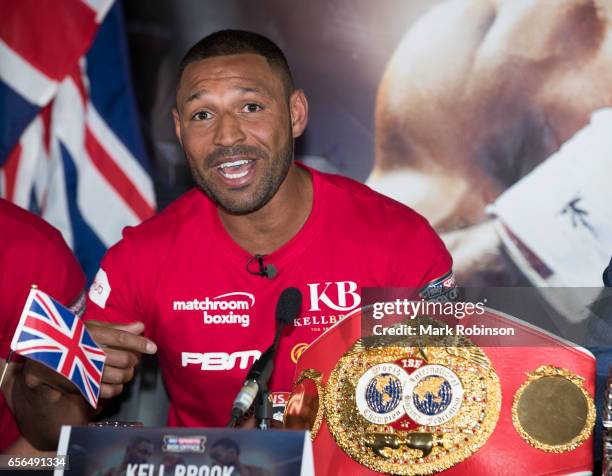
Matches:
[217,159,252,179]
[218,159,250,169]
[222,169,249,179]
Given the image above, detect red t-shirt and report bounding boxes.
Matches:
[0,199,85,451]
[85,166,452,427]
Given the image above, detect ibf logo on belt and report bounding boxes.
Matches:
[172,292,254,328]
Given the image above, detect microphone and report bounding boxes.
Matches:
[246,255,277,279]
[271,286,301,346]
[227,287,302,427]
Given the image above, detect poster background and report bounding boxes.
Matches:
[123,0,612,288]
[123,0,436,199]
[56,427,309,476]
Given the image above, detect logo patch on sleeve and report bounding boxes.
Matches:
[419,271,456,301]
[89,268,111,309]
[68,291,87,317]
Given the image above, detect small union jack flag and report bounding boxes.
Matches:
[10,287,106,408]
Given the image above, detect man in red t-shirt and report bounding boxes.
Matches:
[24,30,452,432]
[84,163,452,428]
[0,199,86,452]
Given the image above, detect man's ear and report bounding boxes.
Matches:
[289,89,308,139]
[172,107,183,146]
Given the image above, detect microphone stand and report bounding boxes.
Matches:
[226,287,302,430]
[255,328,284,430]
[255,385,273,430]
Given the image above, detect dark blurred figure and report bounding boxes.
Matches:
[94,437,154,476]
[604,256,612,288]
[210,438,271,476]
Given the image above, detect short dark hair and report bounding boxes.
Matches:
[211,437,240,455]
[178,29,294,94]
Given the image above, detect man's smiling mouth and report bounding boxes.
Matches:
[216,159,255,180]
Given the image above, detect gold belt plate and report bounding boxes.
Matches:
[324,336,501,475]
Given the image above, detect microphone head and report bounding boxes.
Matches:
[275,287,302,326]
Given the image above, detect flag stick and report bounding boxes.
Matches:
[0,350,14,390]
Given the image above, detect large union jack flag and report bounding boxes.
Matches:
[10,288,106,408]
[0,0,156,281]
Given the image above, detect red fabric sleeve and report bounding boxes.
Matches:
[0,200,85,452]
[386,209,454,289]
[0,220,85,358]
[84,230,149,328]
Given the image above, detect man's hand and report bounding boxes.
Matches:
[22,321,157,400]
[85,321,157,399]
[12,321,156,451]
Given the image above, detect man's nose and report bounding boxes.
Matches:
[213,112,246,146]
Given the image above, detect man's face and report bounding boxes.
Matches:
[126,439,154,464]
[173,53,297,214]
[210,445,239,465]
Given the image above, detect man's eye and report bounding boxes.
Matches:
[242,103,262,113]
[192,111,211,121]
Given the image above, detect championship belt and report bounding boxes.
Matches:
[603,363,612,475]
[285,306,595,475]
